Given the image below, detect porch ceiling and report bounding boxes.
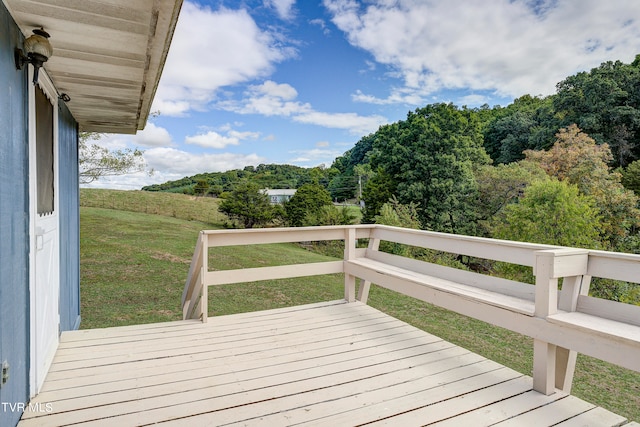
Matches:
[5,0,182,134]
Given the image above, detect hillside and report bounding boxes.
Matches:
[80,188,227,225]
[141,163,333,196]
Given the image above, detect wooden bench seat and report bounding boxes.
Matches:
[547,311,640,349]
[345,256,536,316]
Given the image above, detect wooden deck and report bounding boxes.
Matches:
[19,300,634,426]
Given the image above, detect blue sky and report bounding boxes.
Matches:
[89,0,640,189]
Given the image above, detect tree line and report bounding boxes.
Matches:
[142,163,336,196]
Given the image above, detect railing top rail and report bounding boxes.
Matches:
[190,224,640,282]
[200,225,373,247]
[371,225,561,267]
[585,250,640,284]
[198,224,373,235]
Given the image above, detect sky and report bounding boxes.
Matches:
[87,0,640,189]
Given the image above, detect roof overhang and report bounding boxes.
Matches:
[4,0,183,134]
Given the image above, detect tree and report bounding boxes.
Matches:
[361,168,395,223]
[482,95,559,164]
[370,103,490,235]
[554,58,640,167]
[494,179,602,248]
[218,181,275,228]
[327,174,357,201]
[484,111,536,163]
[621,159,640,195]
[524,125,640,249]
[309,205,357,226]
[79,132,151,184]
[374,196,421,257]
[193,179,210,197]
[284,183,333,227]
[474,161,547,236]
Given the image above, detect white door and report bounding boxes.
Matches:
[29,75,60,395]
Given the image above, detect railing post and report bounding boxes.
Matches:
[533,250,558,395]
[201,236,209,323]
[554,272,591,392]
[357,236,380,304]
[200,266,208,323]
[532,249,589,395]
[344,227,357,302]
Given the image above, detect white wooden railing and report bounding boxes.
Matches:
[182,225,640,396]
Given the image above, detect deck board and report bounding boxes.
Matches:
[18,301,632,426]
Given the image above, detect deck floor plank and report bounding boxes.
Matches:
[51,306,397,362]
[18,301,631,427]
[30,336,459,416]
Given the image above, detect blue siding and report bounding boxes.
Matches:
[0,2,30,427]
[58,101,81,331]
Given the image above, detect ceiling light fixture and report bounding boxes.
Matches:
[15,27,53,85]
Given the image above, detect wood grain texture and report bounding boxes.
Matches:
[18,302,631,427]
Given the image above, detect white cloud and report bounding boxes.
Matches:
[266,0,297,20]
[85,134,131,151]
[151,99,192,117]
[457,94,491,108]
[310,18,331,35]
[289,148,343,167]
[185,131,240,149]
[220,81,311,116]
[228,130,261,140]
[351,88,423,106]
[220,80,387,134]
[184,128,260,149]
[257,80,299,100]
[293,111,386,135]
[324,0,640,103]
[144,147,265,175]
[132,123,174,147]
[153,1,296,116]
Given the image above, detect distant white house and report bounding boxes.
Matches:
[262,189,297,204]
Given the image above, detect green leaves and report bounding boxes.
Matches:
[218,181,275,228]
[284,183,333,227]
[368,103,489,234]
[494,179,601,248]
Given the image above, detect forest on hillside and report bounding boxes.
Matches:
[142,163,335,195]
[145,57,640,284]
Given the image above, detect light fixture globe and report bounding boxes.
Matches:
[15,27,53,84]
[24,28,53,58]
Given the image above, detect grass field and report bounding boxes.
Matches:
[80,188,227,225]
[79,188,639,422]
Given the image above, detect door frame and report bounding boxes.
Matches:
[27,67,60,396]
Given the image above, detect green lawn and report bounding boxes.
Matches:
[79,191,639,422]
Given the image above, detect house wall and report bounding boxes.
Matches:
[58,101,81,332]
[0,3,81,424]
[0,2,30,426]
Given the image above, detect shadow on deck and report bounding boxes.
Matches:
[18,301,634,426]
